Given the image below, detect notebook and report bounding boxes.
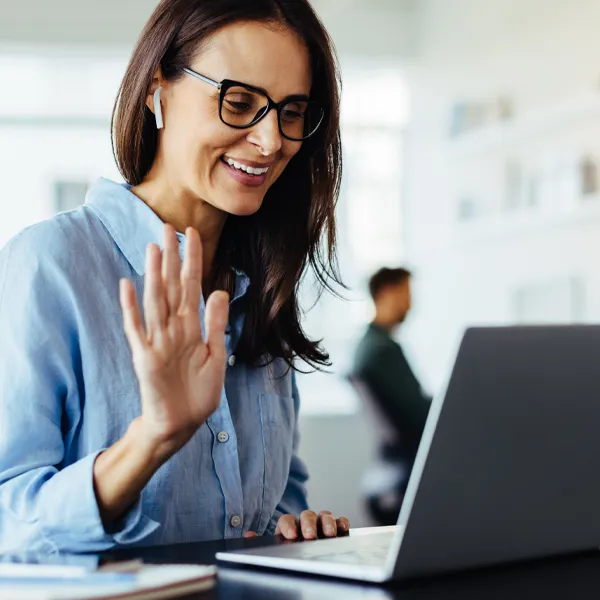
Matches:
[0,561,216,599]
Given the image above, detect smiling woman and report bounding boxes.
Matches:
[113,7,342,366]
[0,0,348,554]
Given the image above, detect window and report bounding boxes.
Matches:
[0,48,126,248]
[295,64,409,414]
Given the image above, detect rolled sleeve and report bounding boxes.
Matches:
[38,451,159,552]
[0,229,159,552]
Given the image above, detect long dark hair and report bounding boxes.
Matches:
[112,0,342,370]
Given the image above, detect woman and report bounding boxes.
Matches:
[0,0,348,553]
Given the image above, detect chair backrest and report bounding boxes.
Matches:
[346,374,400,449]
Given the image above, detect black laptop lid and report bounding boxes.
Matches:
[395,325,600,579]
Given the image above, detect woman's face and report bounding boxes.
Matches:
[153,21,312,216]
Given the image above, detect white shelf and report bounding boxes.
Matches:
[446,94,600,160]
[451,195,600,244]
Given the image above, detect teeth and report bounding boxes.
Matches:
[225,157,269,176]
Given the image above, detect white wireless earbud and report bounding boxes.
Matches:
[153,86,164,130]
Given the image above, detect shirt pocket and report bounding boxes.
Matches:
[257,393,295,532]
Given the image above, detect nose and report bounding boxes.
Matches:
[246,109,283,157]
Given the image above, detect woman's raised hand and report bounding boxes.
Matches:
[119,224,229,456]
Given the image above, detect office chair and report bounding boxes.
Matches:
[346,374,410,526]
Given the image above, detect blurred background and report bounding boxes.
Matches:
[1,0,599,526]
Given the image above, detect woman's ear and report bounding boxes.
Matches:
[145,68,166,113]
[146,69,166,129]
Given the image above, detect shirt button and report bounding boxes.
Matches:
[228,354,236,367]
[217,431,229,443]
[230,515,242,528]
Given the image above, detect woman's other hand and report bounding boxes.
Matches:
[244,510,350,540]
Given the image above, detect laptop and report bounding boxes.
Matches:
[217,325,600,582]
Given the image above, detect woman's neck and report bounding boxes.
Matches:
[131,177,227,288]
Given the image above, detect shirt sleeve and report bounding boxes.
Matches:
[0,227,159,553]
[266,370,309,534]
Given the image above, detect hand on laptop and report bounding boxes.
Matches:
[244,510,350,540]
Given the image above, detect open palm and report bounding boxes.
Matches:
[119,224,229,451]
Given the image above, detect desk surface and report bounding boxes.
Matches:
[105,534,600,599]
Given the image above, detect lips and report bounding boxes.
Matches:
[220,156,269,188]
[221,155,273,175]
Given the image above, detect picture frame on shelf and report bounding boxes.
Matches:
[53,180,90,214]
[580,155,598,197]
[512,277,584,325]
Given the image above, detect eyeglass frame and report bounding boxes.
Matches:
[182,67,325,142]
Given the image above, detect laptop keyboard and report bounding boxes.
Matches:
[301,545,390,567]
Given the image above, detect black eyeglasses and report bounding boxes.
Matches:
[182,67,325,142]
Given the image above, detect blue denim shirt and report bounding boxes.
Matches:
[0,178,308,553]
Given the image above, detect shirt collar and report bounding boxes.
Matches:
[369,322,393,338]
[85,177,250,301]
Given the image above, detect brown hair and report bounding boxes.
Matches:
[112,0,342,370]
[369,267,412,300]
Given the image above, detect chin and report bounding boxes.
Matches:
[221,195,265,217]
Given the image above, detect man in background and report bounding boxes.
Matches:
[352,267,431,524]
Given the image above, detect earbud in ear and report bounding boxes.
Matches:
[154,86,164,130]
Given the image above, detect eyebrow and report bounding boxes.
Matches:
[229,79,310,103]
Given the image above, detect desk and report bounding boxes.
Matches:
[105,535,600,599]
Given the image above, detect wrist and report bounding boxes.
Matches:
[127,417,194,466]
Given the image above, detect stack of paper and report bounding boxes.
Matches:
[0,562,216,599]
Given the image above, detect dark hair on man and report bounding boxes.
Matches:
[369,267,412,300]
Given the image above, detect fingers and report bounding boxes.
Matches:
[275,514,298,539]
[119,279,146,355]
[162,224,182,315]
[318,510,337,537]
[179,227,203,319]
[274,512,350,541]
[205,291,229,361]
[336,516,350,536]
[299,510,318,540]
[316,511,350,537]
[243,531,259,539]
[143,243,168,341]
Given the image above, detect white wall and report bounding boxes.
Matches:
[0,0,156,47]
[403,0,600,392]
[0,0,418,57]
[300,413,378,527]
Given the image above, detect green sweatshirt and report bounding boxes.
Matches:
[352,323,430,461]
